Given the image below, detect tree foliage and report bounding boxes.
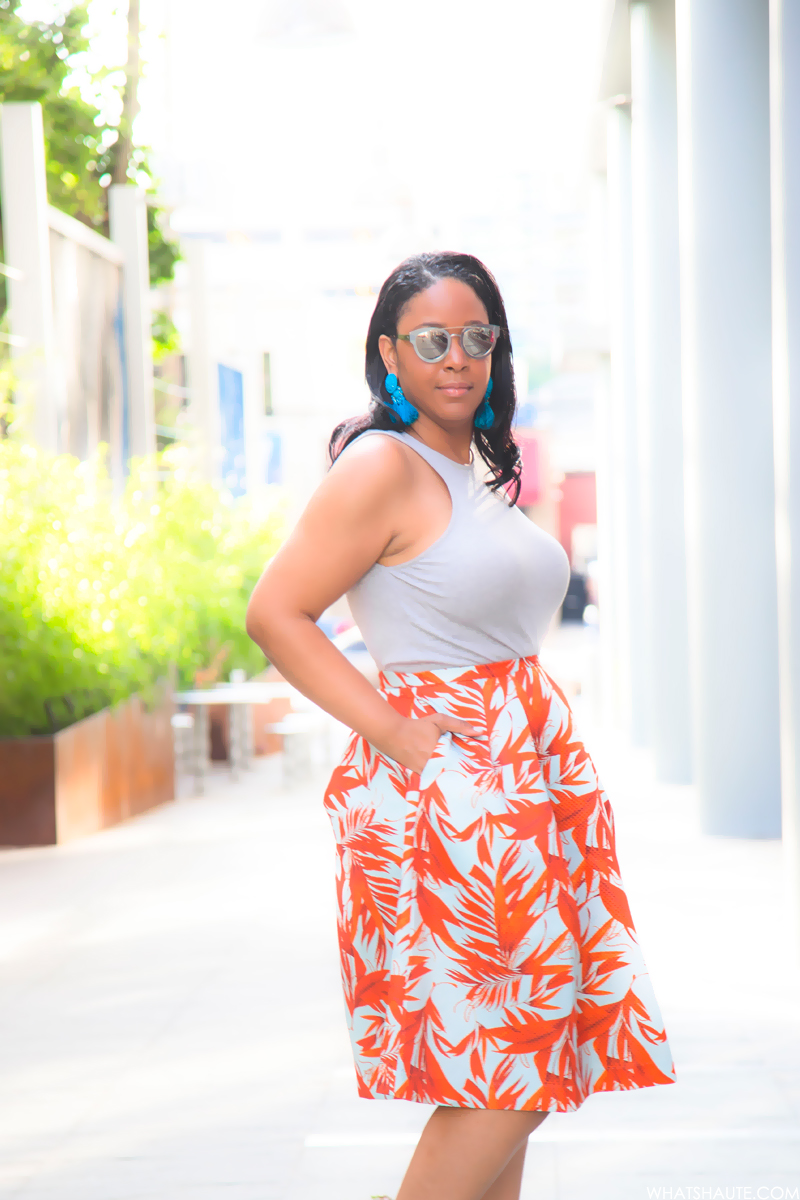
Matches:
[0,0,180,285]
[0,439,285,736]
[151,307,181,363]
[148,203,181,289]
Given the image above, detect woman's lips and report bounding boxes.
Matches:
[437,385,473,396]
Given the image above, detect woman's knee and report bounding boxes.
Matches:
[432,1105,548,1140]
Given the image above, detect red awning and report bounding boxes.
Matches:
[516,434,541,505]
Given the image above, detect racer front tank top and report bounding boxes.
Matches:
[343,429,570,673]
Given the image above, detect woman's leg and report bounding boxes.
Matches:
[481,1141,529,1200]
[395,1107,547,1200]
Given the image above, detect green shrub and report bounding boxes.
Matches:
[0,441,285,736]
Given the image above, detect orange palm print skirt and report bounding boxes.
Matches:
[323,654,676,1112]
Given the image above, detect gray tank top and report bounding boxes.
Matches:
[343,430,570,672]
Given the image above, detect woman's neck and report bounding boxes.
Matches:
[405,414,473,465]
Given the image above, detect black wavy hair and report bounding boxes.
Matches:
[329,251,521,504]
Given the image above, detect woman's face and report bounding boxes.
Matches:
[378,277,492,429]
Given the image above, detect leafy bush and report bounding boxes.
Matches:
[151,308,181,365]
[0,441,285,736]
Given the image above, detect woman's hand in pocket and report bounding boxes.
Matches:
[380,712,483,776]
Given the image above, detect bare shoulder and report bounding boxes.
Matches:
[325,433,416,500]
[331,431,414,475]
[296,433,414,534]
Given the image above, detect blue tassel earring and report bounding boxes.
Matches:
[474,377,494,429]
[384,373,419,424]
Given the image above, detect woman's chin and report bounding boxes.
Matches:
[420,402,478,428]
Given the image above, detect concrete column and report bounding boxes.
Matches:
[675,0,781,836]
[604,102,651,746]
[594,365,627,735]
[108,185,155,461]
[184,238,219,482]
[0,103,57,450]
[769,0,800,939]
[630,0,693,783]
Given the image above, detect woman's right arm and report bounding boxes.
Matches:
[245,436,479,774]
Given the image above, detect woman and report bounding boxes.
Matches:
[246,251,675,1200]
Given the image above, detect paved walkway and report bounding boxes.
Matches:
[1,650,800,1199]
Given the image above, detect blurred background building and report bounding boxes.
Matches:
[142,0,606,534]
[594,0,800,943]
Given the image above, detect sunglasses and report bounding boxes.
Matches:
[396,324,501,363]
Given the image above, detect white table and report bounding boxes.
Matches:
[172,641,376,791]
[173,681,299,789]
[263,710,334,786]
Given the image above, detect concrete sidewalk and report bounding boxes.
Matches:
[1,716,799,1198]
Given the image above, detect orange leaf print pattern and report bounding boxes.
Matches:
[323,654,676,1112]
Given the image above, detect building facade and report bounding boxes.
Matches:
[598,0,800,939]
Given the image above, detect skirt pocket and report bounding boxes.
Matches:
[417,729,453,791]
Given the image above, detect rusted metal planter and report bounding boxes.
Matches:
[0,691,174,847]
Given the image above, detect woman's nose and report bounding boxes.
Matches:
[444,335,468,368]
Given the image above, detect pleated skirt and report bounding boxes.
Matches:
[323,654,676,1112]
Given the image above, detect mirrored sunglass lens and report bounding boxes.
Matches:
[462,326,495,357]
[413,329,450,360]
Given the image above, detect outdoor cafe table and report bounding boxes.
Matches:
[173,681,299,787]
